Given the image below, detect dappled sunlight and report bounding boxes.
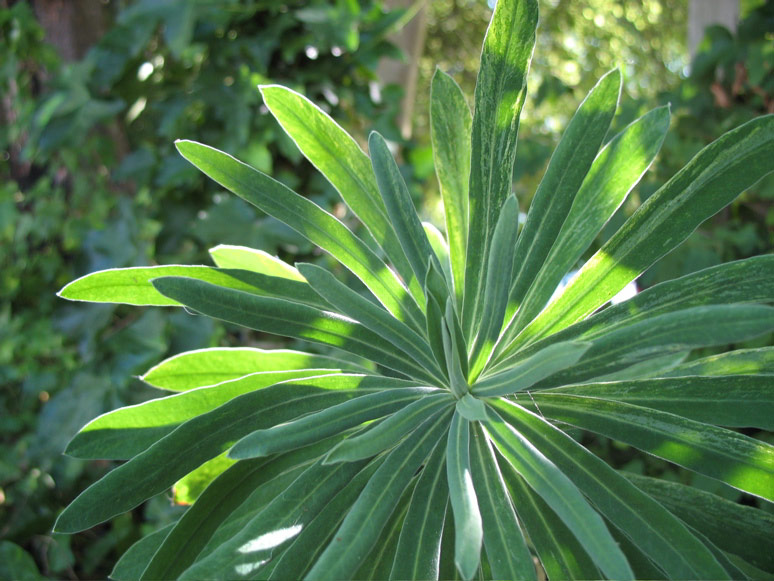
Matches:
[238,524,303,554]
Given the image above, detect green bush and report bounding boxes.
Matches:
[56,0,774,579]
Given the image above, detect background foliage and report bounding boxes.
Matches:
[1,0,772,578]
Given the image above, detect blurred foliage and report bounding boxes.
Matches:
[1,0,403,577]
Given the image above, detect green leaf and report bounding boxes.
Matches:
[473,341,590,397]
[208,244,305,280]
[305,410,452,580]
[500,255,774,367]
[67,369,342,460]
[430,68,471,305]
[545,375,774,429]
[229,386,440,459]
[663,346,774,377]
[625,474,774,573]
[468,195,520,378]
[0,541,44,581]
[506,68,621,321]
[525,394,774,501]
[54,375,403,533]
[57,265,320,307]
[141,346,365,391]
[151,276,437,382]
[389,441,448,581]
[110,524,174,581]
[446,412,482,581]
[498,105,671,351]
[469,424,536,580]
[423,221,453,285]
[325,393,453,463]
[455,394,489,422]
[499,464,600,580]
[369,131,437,293]
[533,304,774,388]
[492,397,729,580]
[442,302,470,399]
[485,407,633,580]
[259,85,424,307]
[463,0,538,339]
[515,113,774,345]
[175,139,424,330]
[297,262,445,383]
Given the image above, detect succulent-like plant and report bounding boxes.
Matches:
[55,0,774,579]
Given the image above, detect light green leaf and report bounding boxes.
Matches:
[297,262,445,383]
[663,346,774,377]
[524,393,774,501]
[498,105,671,351]
[493,397,729,580]
[470,424,536,580]
[545,375,774,429]
[584,351,688,382]
[474,341,591,397]
[625,473,774,573]
[455,394,488,422]
[208,244,304,280]
[515,113,774,346]
[533,304,774,388]
[423,221,452,285]
[325,393,453,463]
[430,68,471,305]
[506,68,621,321]
[151,276,437,382]
[463,0,538,339]
[229,386,440,459]
[446,412,482,581]
[369,131,437,293]
[389,441,448,581]
[54,375,402,533]
[175,139,424,330]
[468,195,520,379]
[305,411,452,580]
[141,346,366,391]
[485,406,634,580]
[67,369,345,460]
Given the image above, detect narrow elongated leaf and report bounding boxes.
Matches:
[469,195,519,378]
[506,69,621,320]
[430,69,471,305]
[425,292,448,375]
[515,113,774,345]
[298,262,445,383]
[498,254,774,367]
[305,411,452,580]
[446,412,482,581]
[469,424,536,580]
[586,351,688,382]
[208,244,304,280]
[484,406,634,580]
[268,459,382,580]
[491,398,727,579]
[498,106,671,350]
[456,394,489,422]
[229,386,440,459]
[326,393,453,463]
[534,304,774,388]
[111,524,175,581]
[67,369,347,460]
[499,463,600,580]
[625,473,774,572]
[525,393,774,500]
[390,441,448,581]
[442,305,469,399]
[175,139,424,329]
[423,221,452,285]
[259,85,424,306]
[463,0,538,338]
[141,346,365,391]
[369,131,437,293]
[57,265,318,307]
[152,276,437,382]
[180,459,367,580]
[663,346,774,377]
[546,375,774,429]
[54,375,402,533]
[473,341,590,397]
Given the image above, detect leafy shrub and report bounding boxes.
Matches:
[55,0,774,579]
